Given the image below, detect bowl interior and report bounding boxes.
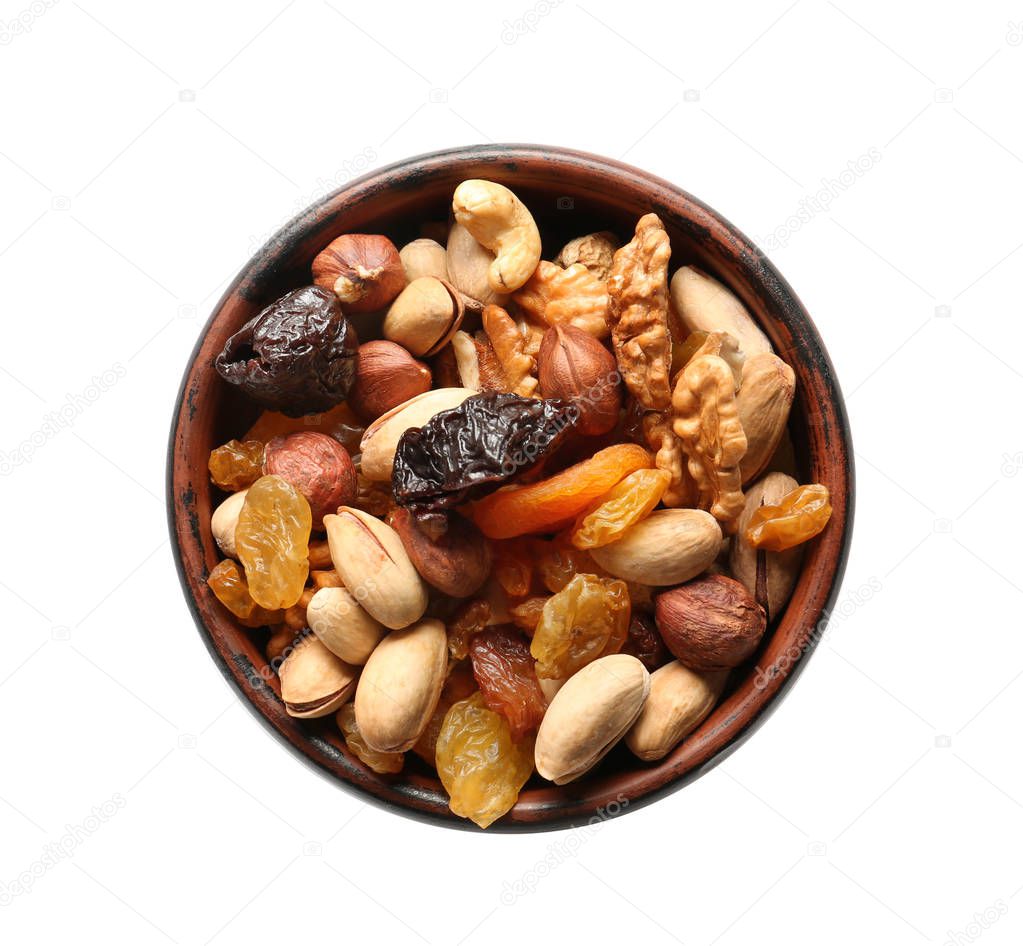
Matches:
[169,145,852,831]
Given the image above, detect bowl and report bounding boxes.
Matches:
[167,144,854,832]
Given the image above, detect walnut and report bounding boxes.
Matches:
[474,331,507,392]
[641,412,696,507]
[606,214,673,411]
[511,260,610,339]
[482,304,537,397]
[687,331,744,389]
[555,231,620,281]
[672,353,748,531]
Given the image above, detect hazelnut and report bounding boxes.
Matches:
[347,340,432,422]
[312,234,406,313]
[537,324,621,436]
[383,276,465,357]
[263,431,357,527]
[654,574,767,671]
[389,508,492,598]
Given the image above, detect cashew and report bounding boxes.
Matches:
[452,180,541,293]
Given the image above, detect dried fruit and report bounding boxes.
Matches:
[531,574,630,679]
[235,475,312,610]
[536,324,621,437]
[471,443,653,539]
[245,402,364,455]
[347,340,433,422]
[492,539,534,598]
[206,559,283,627]
[469,626,547,741]
[745,483,832,552]
[215,286,358,417]
[208,440,264,491]
[392,393,577,519]
[311,233,406,313]
[337,703,404,775]
[446,599,491,660]
[263,431,357,527]
[621,612,670,671]
[512,260,610,339]
[508,596,549,635]
[390,508,492,598]
[436,692,535,828]
[570,468,671,549]
[655,574,767,671]
[534,538,605,593]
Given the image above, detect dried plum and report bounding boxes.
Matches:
[391,392,576,516]
[215,285,358,417]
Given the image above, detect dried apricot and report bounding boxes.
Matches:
[337,703,403,775]
[570,467,671,549]
[469,627,547,741]
[531,574,630,679]
[208,440,264,491]
[206,559,283,628]
[436,692,534,828]
[471,444,654,539]
[745,483,832,551]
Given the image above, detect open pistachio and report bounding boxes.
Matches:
[278,635,357,719]
[383,276,465,357]
[306,586,386,665]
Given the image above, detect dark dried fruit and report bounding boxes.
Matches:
[446,599,491,660]
[469,626,547,741]
[621,612,670,671]
[215,286,358,417]
[391,392,576,517]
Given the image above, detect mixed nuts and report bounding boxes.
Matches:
[204,178,834,828]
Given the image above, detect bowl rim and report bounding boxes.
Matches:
[167,143,855,833]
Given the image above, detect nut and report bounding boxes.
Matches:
[307,586,386,665]
[390,508,492,598]
[452,179,541,292]
[512,260,610,340]
[445,222,508,307]
[399,238,448,282]
[641,412,696,508]
[383,276,465,357]
[589,508,722,585]
[654,574,767,671]
[359,387,475,481]
[312,233,406,313]
[534,654,650,784]
[354,618,447,752]
[555,231,619,281]
[482,304,537,397]
[670,266,772,357]
[736,353,795,484]
[347,340,432,422]
[211,488,247,558]
[625,661,728,760]
[278,635,358,719]
[323,506,429,629]
[263,431,357,527]
[729,472,802,622]
[537,324,621,436]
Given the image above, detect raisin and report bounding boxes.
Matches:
[492,539,534,598]
[534,538,606,593]
[531,574,631,679]
[447,599,491,660]
[392,392,577,519]
[509,596,550,635]
[206,559,283,628]
[353,472,394,518]
[215,285,358,417]
[469,627,547,741]
[745,483,832,551]
[621,612,671,671]
[245,402,365,455]
[472,443,654,539]
[235,475,312,610]
[412,661,477,767]
[436,692,535,829]
[336,703,403,775]
[208,440,265,491]
[570,468,671,549]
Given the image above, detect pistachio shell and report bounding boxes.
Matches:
[278,635,357,719]
[307,586,386,665]
[383,276,464,357]
[737,353,796,484]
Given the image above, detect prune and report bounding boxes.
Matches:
[745,483,832,551]
[531,574,630,679]
[206,559,283,628]
[570,468,671,549]
[235,475,312,610]
[469,627,547,741]
[215,285,358,417]
[208,440,264,491]
[391,392,576,517]
[436,693,535,828]
[337,703,403,775]
[621,612,670,671]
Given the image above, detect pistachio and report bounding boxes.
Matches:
[625,662,728,761]
[589,509,722,585]
[278,635,357,719]
[383,276,465,357]
[736,353,795,484]
[323,506,428,629]
[307,586,386,665]
[354,618,447,753]
[534,654,650,784]
[399,238,448,282]
[729,472,802,622]
[359,387,475,481]
[670,265,772,357]
[211,488,247,559]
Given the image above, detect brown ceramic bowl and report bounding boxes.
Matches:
[168,144,853,832]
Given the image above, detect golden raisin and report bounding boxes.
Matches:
[531,574,630,679]
[208,440,264,491]
[471,444,654,539]
[509,596,550,635]
[492,539,534,598]
[235,475,312,610]
[534,537,606,592]
[469,627,547,741]
[570,468,671,549]
[412,661,477,767]
[447,599,491,660]
[745,483,832,552]
[206,559,283,628]
[336,703,403,775]
[436,693,534,829]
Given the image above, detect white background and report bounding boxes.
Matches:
[1,1,1021,943]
